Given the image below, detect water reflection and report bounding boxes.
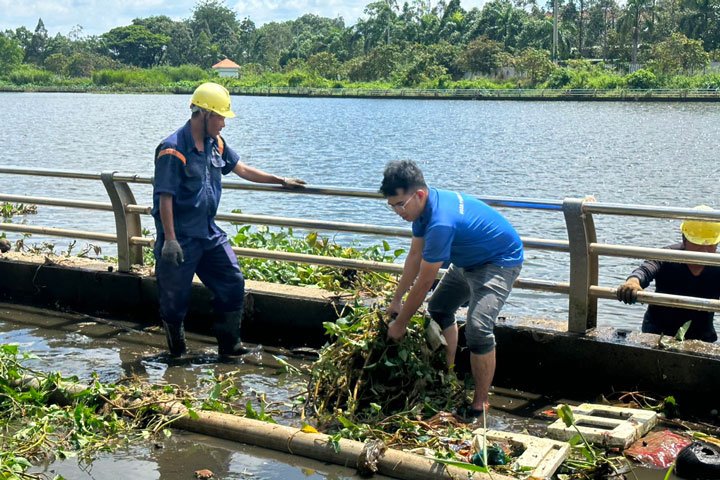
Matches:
[33,432,386,480]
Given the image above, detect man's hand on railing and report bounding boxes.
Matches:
[161,239,184,266]
[616,277,642,304]
[281,177,307,189]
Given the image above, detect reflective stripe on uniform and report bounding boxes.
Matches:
[157,148,187,165]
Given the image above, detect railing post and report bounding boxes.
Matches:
[102,171,143,272]
[563,197,599,333]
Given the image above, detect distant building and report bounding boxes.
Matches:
[212,59,240,78]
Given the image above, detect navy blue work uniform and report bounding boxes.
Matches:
[152,120,245,328]
[629,243,720,342]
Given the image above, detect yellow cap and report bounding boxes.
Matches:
[681,205,720,245]
[190,82,235,118]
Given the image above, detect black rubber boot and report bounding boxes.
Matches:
[214,310,251,356]
[162,321,187,357]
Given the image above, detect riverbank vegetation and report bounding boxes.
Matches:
[2,0,720,93]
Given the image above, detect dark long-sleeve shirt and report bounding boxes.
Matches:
[629,243,720,342]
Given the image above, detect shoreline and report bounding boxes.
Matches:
[3,85,720,101]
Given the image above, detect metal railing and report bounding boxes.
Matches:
[2,166,720,334]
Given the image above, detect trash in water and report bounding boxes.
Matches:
[625,430,692,468]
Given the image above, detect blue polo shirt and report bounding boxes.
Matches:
[152,120,240,239]
[412,188,524,268]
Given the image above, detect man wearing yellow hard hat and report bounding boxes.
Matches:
[152,82,306,358]
[616,205,720,342]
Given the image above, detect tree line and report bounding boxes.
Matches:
[1,0,719,89]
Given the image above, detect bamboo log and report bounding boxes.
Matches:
[163,402,511,480]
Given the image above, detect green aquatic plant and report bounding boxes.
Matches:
[0,344,135,478]
[674,320,693,341]
[0,344,276,478]
[0,202,37,220]
[229,223,403,293]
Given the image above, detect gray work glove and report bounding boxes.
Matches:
[281,177,307,189]
[616,277,642,304]
[425,319,447,352]
[161,239,184,266]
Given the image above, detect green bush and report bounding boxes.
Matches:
[92,66,208,86]
[44,53,68,75]
[699,73,720,89]
[287,71,306,87]
[625,69,658,89]
[447,78,508,89]
[664,74,703,89]
[8,66,53,85]
[157,65,209,82]
[545,68,572,88]
[586,72,625,89]
[661,73,720,89]
[92,69,129,85]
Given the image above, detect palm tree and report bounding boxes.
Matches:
[679,0,720,50]
[618,0,650,69]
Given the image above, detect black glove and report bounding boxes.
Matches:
[161,239,184,266]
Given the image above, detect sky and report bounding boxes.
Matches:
[0,0,489,37]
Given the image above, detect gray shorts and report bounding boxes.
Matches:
[428,263,521,355]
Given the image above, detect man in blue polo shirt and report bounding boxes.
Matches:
[380,160,523,419]
[153,82,305,358]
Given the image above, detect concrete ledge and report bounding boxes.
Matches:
[493,318,720,414]
[0,254,341,347]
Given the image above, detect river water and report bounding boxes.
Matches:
[2,92,720,332]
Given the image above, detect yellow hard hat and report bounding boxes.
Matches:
[190,82,235,118]
[681,205,720,245]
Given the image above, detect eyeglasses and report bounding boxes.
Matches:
[385,191,417,213]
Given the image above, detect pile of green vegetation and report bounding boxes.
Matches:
[306,304,462,423]
[0,344,280,479]
[0,344,169,478]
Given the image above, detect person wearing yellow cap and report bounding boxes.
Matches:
[152,82,307,358]
[616,206,720,342]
